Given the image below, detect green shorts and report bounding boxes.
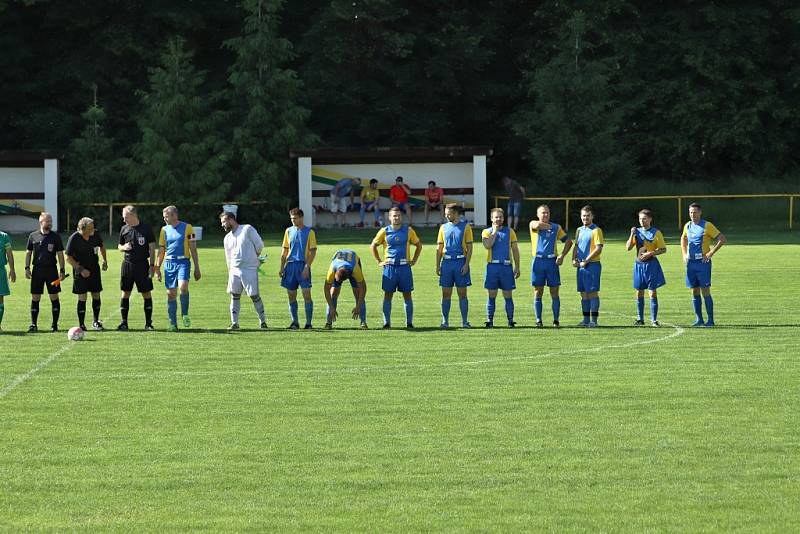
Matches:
[0,268,9,297]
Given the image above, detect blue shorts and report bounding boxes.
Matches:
[531,257,561,287]
[576,262,602,293]
[685,259,712,288]
[484,263,516,291]
[164,259,191,289]
[633,259,666,290]
[281,261,312,290]
[382,264,413,293]
[439,258,472,288]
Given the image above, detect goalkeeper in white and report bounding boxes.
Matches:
[220,211,267,330]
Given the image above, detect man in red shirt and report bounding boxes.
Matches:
[424,180,445,225]
[389,176,413,224]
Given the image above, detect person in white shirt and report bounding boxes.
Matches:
[220,211,267,330]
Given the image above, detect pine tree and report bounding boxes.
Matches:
[132,37,230,204]
[224,0,317,219]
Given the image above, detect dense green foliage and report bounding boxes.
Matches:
[1,1,799,212]
[1,230,799,530]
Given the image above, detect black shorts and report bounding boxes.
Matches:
[72,268,103,294]
[31,265,61,295]
[121,261,153,293]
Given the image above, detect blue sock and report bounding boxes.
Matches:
[304,301,313,325]
[383,299,392,325]
[179,293,189,316]
[637,296,645,321]
[289,301,299,324]
[359,301,366,323]
[504,297,514,321]
[459,297,469,325]
[404,299,413,325]
[487,297,496,321]
[581,299,590,324]
[534,298,543,322]
[703,295,714,323]
[552,297,560,322]
[650,298,658,322]
[693,295,703,322]
[167,299,177,325]
[441,299,451,324]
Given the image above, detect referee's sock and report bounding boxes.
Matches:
[179,293,189,316]
[486,296,496,321]
[504,297,514,322]
[382,298,392,326]
[167,299,177,325]
[120,298,130,323]
[534,297,543,322]
[459,297,469,325]
[636,296,645,322]
[552,297,561,322]
[441,298,451,324]
[304,300,313,326]
[289,300,299,325]
[51,299,60,327]
[92,298,101,323]
[703,295,714,323]
[650,298,659,322]
[77,300,87,326]
[31,299,40,326]
[143,298,153,325]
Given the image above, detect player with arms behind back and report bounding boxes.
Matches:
[323,249,367,330]
[626,209,667,326]
[681,202,726,327]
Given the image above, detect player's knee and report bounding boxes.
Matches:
[250,295,261,303]
[231,293,241,300]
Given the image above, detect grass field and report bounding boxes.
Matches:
[1,227,799,531]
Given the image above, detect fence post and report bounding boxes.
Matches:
[677,197,682,229]
[565,199,570,231]
[108,203,113,237]
[66,207,70,233]
[790,196,794,230]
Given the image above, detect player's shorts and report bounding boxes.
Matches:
[121,261,154,293]
[576,261,602,293]
[72,268,103,294]
[382,264,414,293]
[228,269,260,297]
[31,264,61,295]
[685,259,712,288]
[439,258,471,288]
[484,263,516,291]
[507,201,522,217]
[329,194,348,213]
[633,259,666,290]
[531,257,561,287]
[164,259,191,289]
[0,267,9,297]
[281,261,312,290]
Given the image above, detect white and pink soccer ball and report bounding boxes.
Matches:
[67,326,85,341]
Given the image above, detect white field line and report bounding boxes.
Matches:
[41,318,686,380]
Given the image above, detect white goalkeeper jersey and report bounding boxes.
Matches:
[224,224,264,275]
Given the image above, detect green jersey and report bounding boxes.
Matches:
[0,232,10,267]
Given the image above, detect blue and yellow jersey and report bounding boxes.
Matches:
[159,221,195,259]
[361,187,380,203]
[326,249,365,285]
[682,220,720,259]
[630,227,666,255]
[574,224,604,262]
[530,223,567,257]
[437,221,473,257]
[481,227,517,263]
[0,231,11,267]
[372,224,420,262]
[282,226,317,263]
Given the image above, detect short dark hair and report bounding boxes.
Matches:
[395,176,403,182]
[689,202,701,210]
[428,180,435,186]
[289,207,304,217]
[220,210,237,220]
[369,178,378,185]
[581,205,594,215]
[638,208,653,219]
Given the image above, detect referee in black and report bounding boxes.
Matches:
[65,217,108,330]
[117,205,156,330]
[24,212,66,332]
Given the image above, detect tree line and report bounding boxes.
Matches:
[1,0,798,226]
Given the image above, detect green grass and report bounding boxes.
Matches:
[1,228,799,531]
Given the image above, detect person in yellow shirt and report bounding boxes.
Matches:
[358,179,381,228]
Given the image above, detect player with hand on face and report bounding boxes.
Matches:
[681,203,726,327]
[25,212,65,332]
[572,206,604,327]
[481,208,521,328]
[221,211,267,330]
[370,206,422,329]
[323,249,367,330]
[626,209,667,326]
[435,203,473,328]
[529,204,572,328]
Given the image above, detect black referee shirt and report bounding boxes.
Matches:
[65,231,104,273]
[26,230,64,267]
[119,223,155,264]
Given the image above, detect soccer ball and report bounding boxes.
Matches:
[67,326,85,341]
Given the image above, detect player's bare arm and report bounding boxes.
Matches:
[278,246,289,277]
[409,239,422,266]
[626,227,638,251]
[706,233,726,260]
[57,250,66,280]
[557,239,572,266]
[370,241,385,267]
[680,234,689,263]
[99,245,108,271]
[5,248,15,283]
[462,241,473,275]
[435,241,444,276]
[189,240,201,281]
[580,244,603,267]
[512,241,521,279]
[24,250,32,279]
[302,247,316,279]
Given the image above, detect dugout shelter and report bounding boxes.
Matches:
[0,150,62,232]
[290,147,492,227]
